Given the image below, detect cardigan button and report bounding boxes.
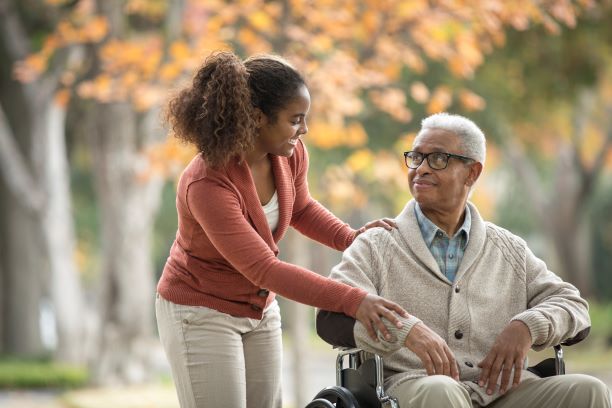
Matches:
[257,289,269,297]
[465,361,474,368]
[251,304,263,311]
[454,330,464,339]
[455,286,460,293]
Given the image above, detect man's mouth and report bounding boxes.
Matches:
[413,179,435,187]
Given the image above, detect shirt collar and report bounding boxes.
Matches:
[414,203,471,248]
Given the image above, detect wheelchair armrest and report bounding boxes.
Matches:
[561,327,590,346]
[527,327,590,377]
[316,310,357,348]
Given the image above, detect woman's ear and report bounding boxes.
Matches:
[254,108,267,128]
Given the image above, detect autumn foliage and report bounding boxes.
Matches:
[15,0,596,208]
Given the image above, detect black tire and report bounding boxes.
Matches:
[305,398,336,408]
[311,386,360,408]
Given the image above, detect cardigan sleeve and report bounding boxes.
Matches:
[290,141,358,251]
[185,178,367,317]
[510,243,590,351]
[326,230,422,356]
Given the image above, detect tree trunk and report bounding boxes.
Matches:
[0,183,46,355]
[88,102,164,384]
[543,147,592,296]
[41,100,88,362]
[500,130,594,297]
[0,0,86,362]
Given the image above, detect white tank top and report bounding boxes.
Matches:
[262,191,279,232]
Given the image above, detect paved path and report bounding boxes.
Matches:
[1,341,610,408]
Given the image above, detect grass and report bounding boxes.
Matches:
[0,357,88,389]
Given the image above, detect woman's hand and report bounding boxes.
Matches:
[355,293,409,341]
[355,218,397,237]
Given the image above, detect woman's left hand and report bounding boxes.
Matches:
[355,218,397,236]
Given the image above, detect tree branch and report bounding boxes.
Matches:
[0,105,45,214]
[496,121,548,221]
[0,0,30,61]
[586,104,612,187]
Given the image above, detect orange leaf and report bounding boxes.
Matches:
[427,86,453,114]
[54,88,71,107]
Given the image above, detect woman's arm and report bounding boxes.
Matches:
[187,178,367,317]
[187,178,407,337]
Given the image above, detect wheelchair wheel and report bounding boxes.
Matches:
[310,386,360,408]
[305,398,336,408]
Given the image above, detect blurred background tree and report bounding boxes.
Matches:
[1,0,611,406]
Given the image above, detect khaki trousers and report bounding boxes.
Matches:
[155,293,282,408]
[389,374,611,408]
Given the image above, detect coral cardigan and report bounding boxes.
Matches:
[157,140,367,319]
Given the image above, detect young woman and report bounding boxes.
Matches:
[155,51,407,408]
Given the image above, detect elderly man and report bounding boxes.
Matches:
[317,113,610,407]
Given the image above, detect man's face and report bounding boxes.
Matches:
[408,128,479,214]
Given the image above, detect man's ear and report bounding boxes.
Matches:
[466,161,483,187]
[254,108,267,128]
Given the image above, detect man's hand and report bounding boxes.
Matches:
[355,293,409,341]
[478,320,533,395]
[404,322,459,380]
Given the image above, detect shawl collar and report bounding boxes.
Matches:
[269,153,293,242]
[225,154,295,254]
[395,200,486,284]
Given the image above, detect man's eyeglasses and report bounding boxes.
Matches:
[403,151,474,170]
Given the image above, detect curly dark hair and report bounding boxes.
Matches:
[165,51,306,168]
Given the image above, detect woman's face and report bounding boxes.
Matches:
[255,84,310,157]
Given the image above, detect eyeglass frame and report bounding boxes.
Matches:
[403,151,475,170]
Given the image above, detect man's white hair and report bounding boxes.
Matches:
[416,112,486,165]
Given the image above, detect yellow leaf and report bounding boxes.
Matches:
[159,63,183,82]
[311,35,333,53]
[346,149,374,173]
[458,89,486,111]
[427,86,453,114]
[394,132,417,153]
[410,82,430,104]
[238,28,258,47]
[170,41,192,61]
[82,16,108,42]
[346,122,369,147]
[370,89,412,123]
[249,11,274,32]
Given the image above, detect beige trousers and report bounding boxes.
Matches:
[155,293,282,408]
[389,374,611,408]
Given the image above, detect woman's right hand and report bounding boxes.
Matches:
[355,293,409,341]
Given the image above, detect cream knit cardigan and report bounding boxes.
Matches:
[328,200,590,406]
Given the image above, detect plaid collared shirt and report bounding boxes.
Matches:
[414,203,471,282]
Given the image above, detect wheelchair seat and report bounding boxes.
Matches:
[307,327,590,408]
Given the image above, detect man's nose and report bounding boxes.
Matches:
[415,158,432,173]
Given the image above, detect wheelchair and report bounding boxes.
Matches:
[307,325,590,408]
